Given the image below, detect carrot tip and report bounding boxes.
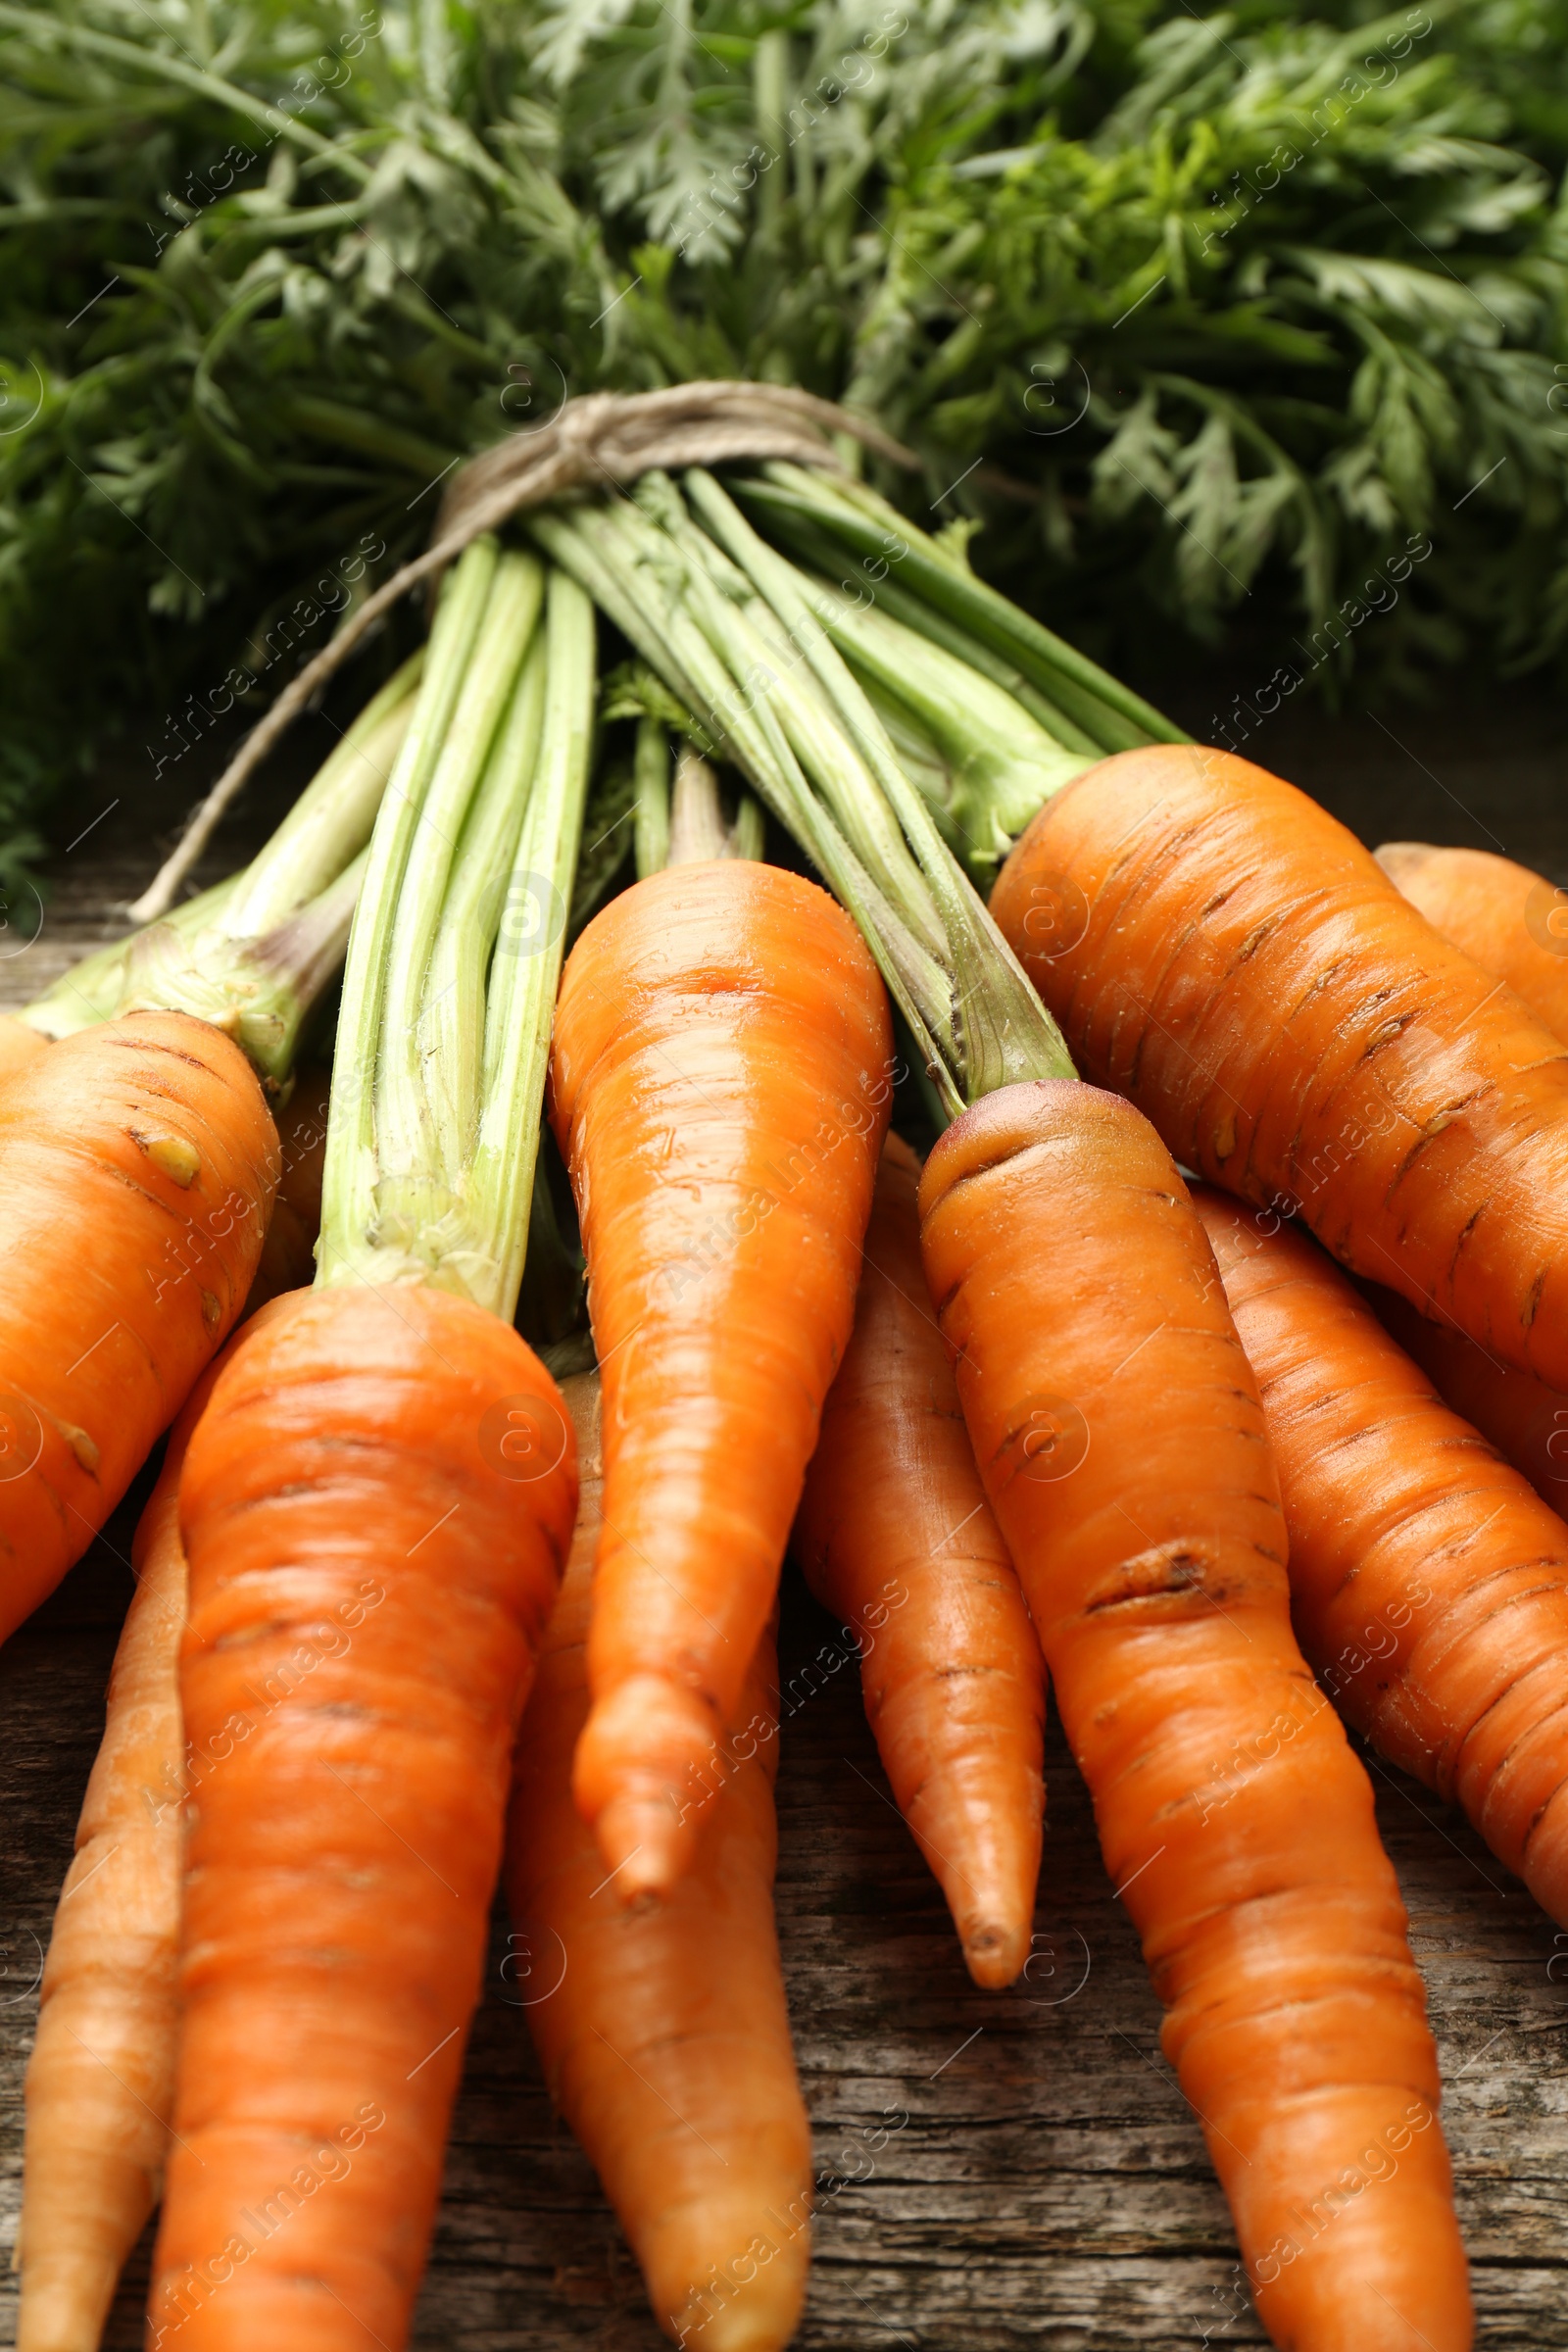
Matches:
[595,1794,689,1904]
[960,1918,1031,1991]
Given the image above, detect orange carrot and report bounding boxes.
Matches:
[507,1373,812,2352]
[795,1132,1045,1988]
[1363,1281,1568,1508]
[1195,1184,1568,1921]
[1376,839,1568,1042]
[0,1014,47,1089]
[241,1064,332,1313]
[550,858,892,1898]
[990,743,1568,1388]
[17,1356,228,2352]
[918,1079,1470,2349]
[145,1287,576,2351]
[147,545,593,2350]
[0,1012,275,1642]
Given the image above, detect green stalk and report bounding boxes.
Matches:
[373,553,546,1232]
[318,534,507,1281]
[736,464,1189,753]
[633,716,670,880]
[316,556,593,1324]
[420,630,549,1191]
[816,597,1095,879]
[623,478,942,953]
[537,496,952,1012]
[220,653,423,938]
[532,502,960,1102]
[18,874,240,1040]
[536,488,1071,1118]
[731,797,765,861]
[682,468,1071,1105]
[668,748,727,866]
[115,658,423,1084]
[746,493,1102,753]
[471,569,596,1323]
[0,5,372,179]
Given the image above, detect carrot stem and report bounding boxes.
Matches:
[740,462,1188,752]
[666,746,733,866]
[473,567,596,1319]
[16,875,240,1040]
[532,495,960,1098]
[219,654,423,936]
[317,547,593,1317]
[110,662,422,1081]
[727,491,1103,753]
[372,552,546,1233]
[420,628,549,1187]
[632,714,670,880]
[533,480,1072,1116]
[817,597,1094,876]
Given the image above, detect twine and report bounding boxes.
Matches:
[128,381,916,923]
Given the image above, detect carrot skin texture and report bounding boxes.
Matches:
[917,1081,1470,2351]
[1365,838,1568,1501]
[241,1063,331,1314]
[550,859,892,1897]
[1363,1280,1568,1507]
[1195,1186,1568,1927]
[991,745,1568,1388]
[0,1012,276,1641]
[0,1013,48,1090]
[795,1134,1045,1989]
[148,1285,576,2352]
[508,1375,812,2352]
[1375,840,1568,1043]
[19,1355,223,2352]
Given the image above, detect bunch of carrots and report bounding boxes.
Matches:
[8,410,1568,2352]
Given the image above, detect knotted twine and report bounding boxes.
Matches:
[129,381,916,922]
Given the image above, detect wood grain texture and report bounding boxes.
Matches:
[3,706,1568,2348]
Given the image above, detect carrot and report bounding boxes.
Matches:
[16,1353,230,2352]
[241,1063,332,1313]
[1363,1281,1568,1508]
[1194,1184,1568,1918]
[549,857,893,1899]
[147,547,593,2350]
[145,1287,575,2352]
[917,1080,1471,2349]
[0,1011,276,1642]
[0,1014,47,1088]
[794,1132,1045,1988]
[990,743,1568,1388]
[507,1372,812,2352]
[1375,839,1568,1042]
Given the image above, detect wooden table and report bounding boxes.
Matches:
[1,683,1565,2349]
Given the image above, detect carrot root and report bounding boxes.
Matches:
[0,1012,275,1641]
[1197,1185,1568,1931]
[550,858,892,1898]
[148,1283,575,2351]
[917,1079,1472,2350]
[15,1353,241,2352]
[796,1135,1045,1989]
[509,1375,811,2352]
[992,745,1568,1388]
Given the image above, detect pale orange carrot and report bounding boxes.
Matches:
[550,858,892,1897]
[508,1372,812,2352]
[17,1356,229,2351]
[795,1133,1045,1988]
